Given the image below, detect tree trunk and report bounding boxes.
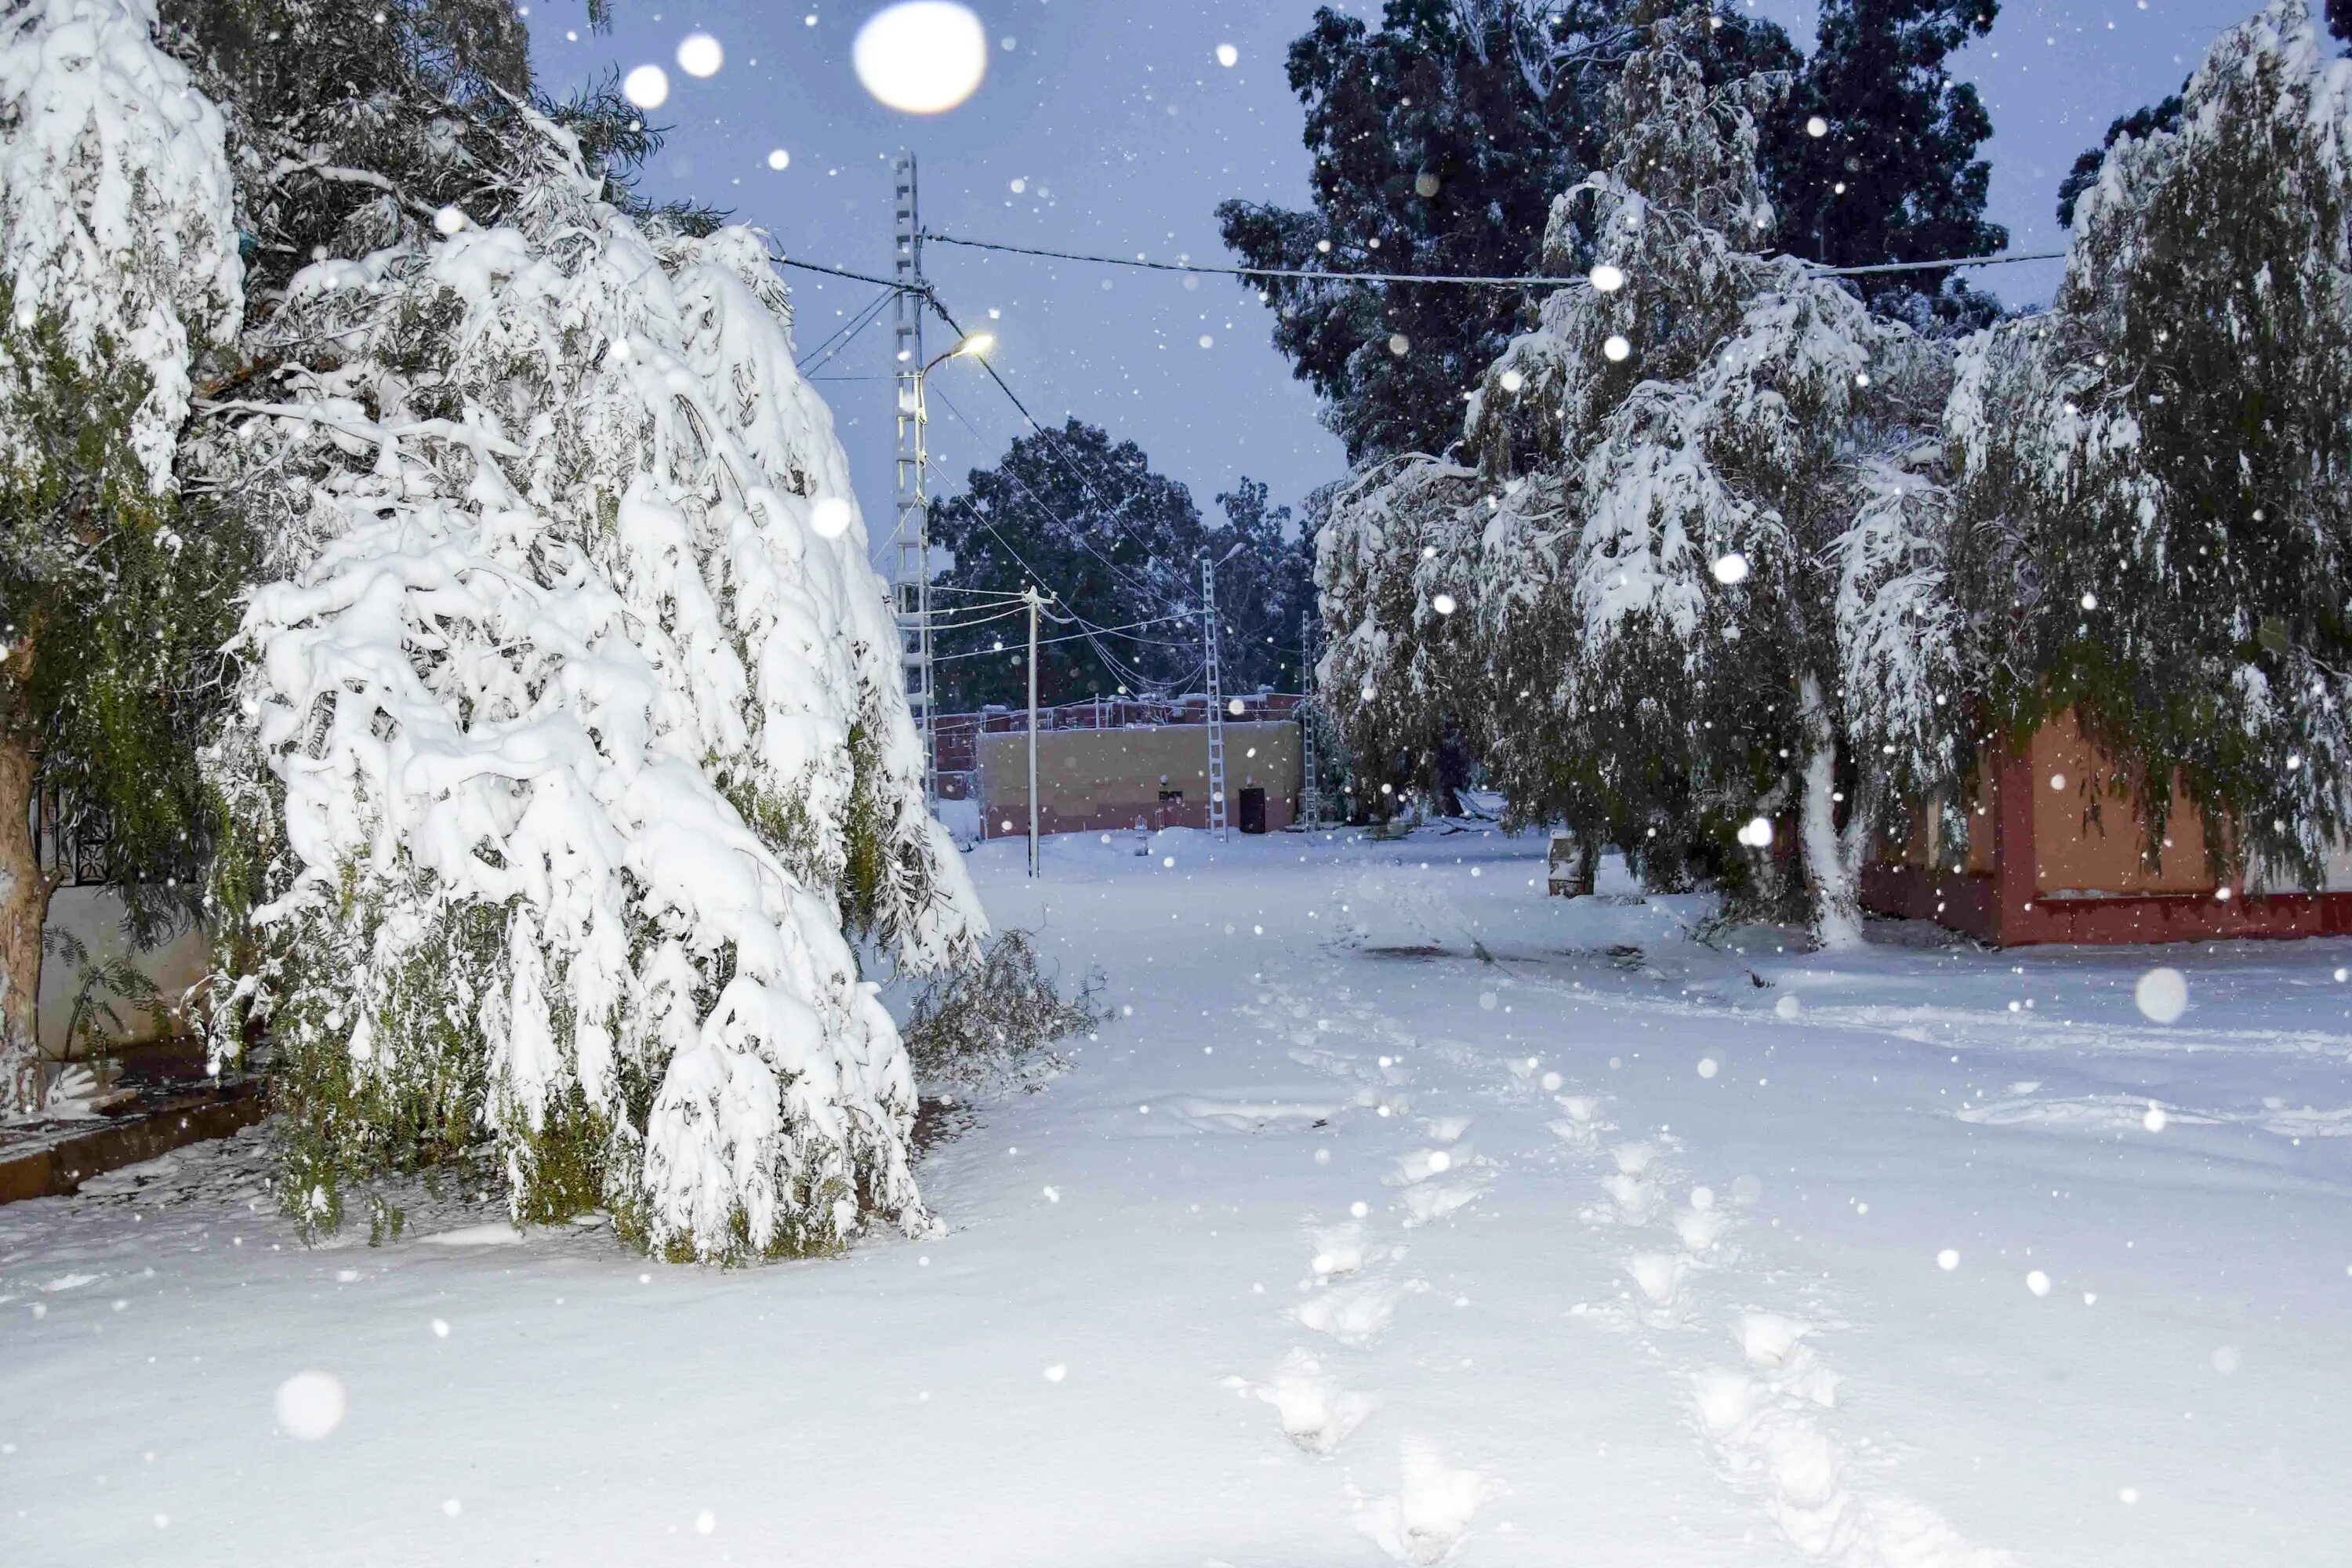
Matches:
[1573,835,1599,898]
[0,731,58,1114]
[1798,673,1867,951]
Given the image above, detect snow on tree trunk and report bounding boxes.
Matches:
[202,120,984,1261]
[1798,674,1865,951]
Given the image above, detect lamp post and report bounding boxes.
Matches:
[904,331,994,807]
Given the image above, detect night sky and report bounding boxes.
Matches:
[525,0,2263,572]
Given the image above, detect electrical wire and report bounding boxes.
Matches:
[797,286,897,375]
[927,304,1175,609]
[927,383,1166,608]
[766,250,919,292]
[923,230,2068,285]
[923,231,1588,288]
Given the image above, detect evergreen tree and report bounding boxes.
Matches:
[1221,0,2009,465]
[0,0,246,1112]
[1321,4,1965,943]
[1950,0,2352,890]
[1216,0,1802,465]
[1766,0,2008,310]
[926,419,1208,710]
[2054,94,2183,229]
[197,108,985,1260]
[1210,477,1317,694]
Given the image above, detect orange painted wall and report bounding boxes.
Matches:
[2024,718,2216,896]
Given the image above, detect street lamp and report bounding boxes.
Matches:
[906,329,995,806]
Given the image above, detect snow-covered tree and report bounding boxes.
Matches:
[198,111,985,1261]
[1949,0,2352,888]
[1321,4,1965,942]
[0,0,244,1112]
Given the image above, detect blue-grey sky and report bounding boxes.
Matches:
[525,0,2266,569]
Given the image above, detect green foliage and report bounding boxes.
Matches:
[899,929,1104,1090]
[926,419,1266,708]
[261,866,503,1243]
[2054,93,2183,230]
[1949,0,2352,887]
[0,296,248,938]
[1220,0,2004,463]
[39,927,165,1070]
[1764,0,2007,299]
[157,0,715,306]
[1214,0,1790,463]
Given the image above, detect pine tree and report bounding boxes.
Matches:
[0,0,245,1112]
[1949,0,2352,889]
[1216,0,1801,465]
[2054,94,2183,230]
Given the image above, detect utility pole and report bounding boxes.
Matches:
[889,151,935,808]
[1202,552,1228,839]
[1298,609,1321,829]
[1025,584,1042,878]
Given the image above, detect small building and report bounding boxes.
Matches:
[931,693,1306,840]
[1862,709,2352,946]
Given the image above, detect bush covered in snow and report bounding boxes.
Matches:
[898,928,1103,1091]
[197,111,985,1261]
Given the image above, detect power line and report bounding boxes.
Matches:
[931,615,1192,662]
[928,383,1167,612]
[1809,251,2067,278]
[767,250,920,292]
[924,231,1590,288]
[927,296,1178,608]
[798,286,897,375]
[922,228,2069,286]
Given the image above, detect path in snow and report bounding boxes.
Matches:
[4,826,2350,1566]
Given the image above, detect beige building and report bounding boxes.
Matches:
[974,718,1304,838]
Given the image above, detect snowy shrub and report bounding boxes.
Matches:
[198,113,985,1262]
[1947,0,2352,887]
[898,928,1103,1092]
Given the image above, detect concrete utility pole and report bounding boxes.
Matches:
[1202,552,1228,839]
[889,152,933,807]
[1025,584,1042,878]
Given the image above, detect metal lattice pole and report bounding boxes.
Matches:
[1202,553,1227,838]
[889,151,935,808]
[1298,610,1320,829]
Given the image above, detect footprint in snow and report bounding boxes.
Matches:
[1227,1348,1377,1455]
[1388,1146,1469,1186]
[1628,1251,1691,1326]
[1295,1277,1419,1345]
[1599,1171,1662,1226]
[1351,1441,1497,1565]
[1610,1141,1663,1175]
[1309,1221,1371,1278]
[1401,1180,1485,1228]
[1672,1202,1730,1252]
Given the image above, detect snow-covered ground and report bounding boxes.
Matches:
[5,826,2350,1566]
